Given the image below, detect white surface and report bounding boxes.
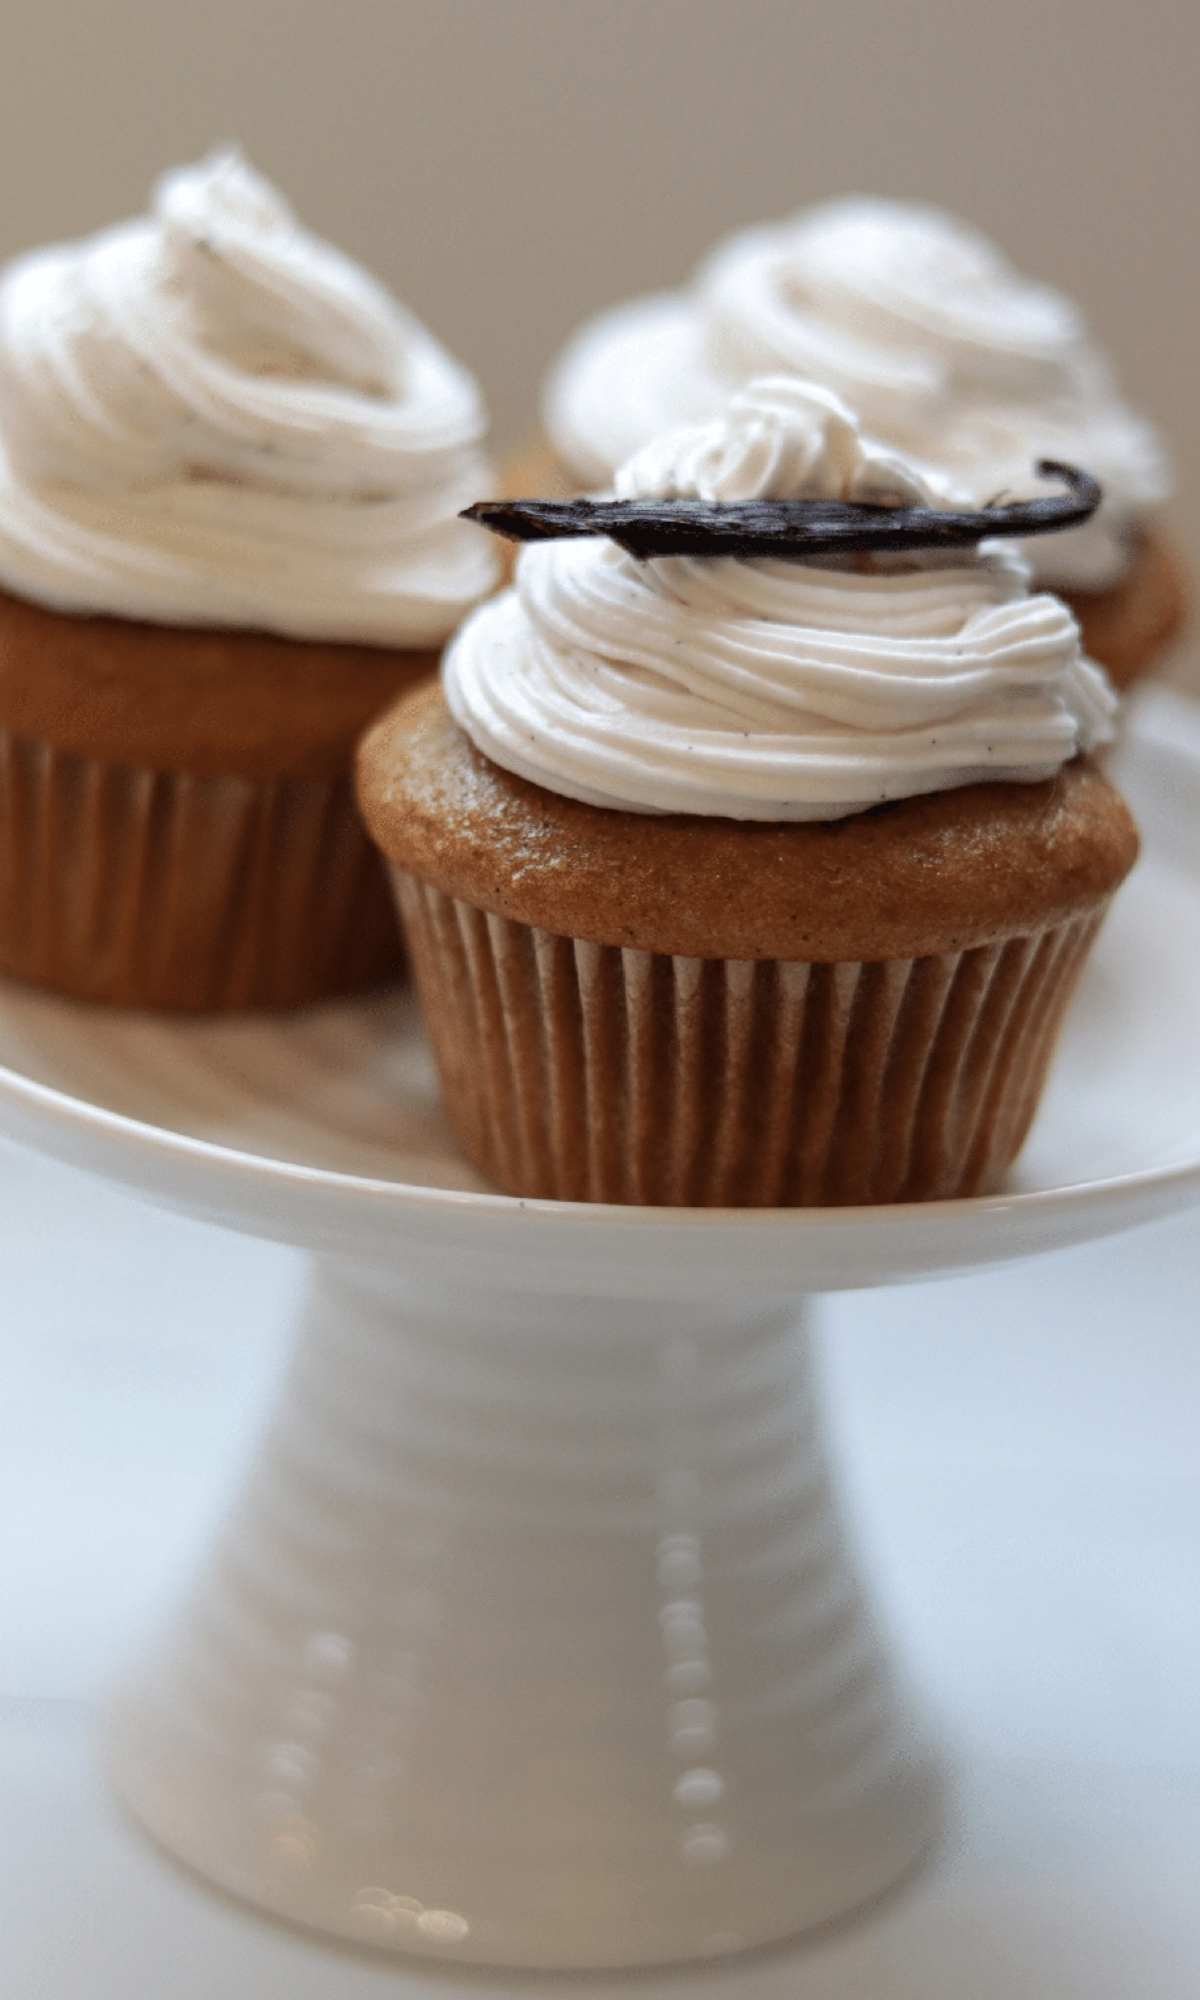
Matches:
[1,1150,1198,1996]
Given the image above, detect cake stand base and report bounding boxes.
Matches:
[108,1260,940,1969]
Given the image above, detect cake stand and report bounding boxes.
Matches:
[0,686,1197,1975]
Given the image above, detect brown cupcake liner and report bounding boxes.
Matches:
[0,730,403,1011]
[396,871,1104,1206]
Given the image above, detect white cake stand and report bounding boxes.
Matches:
[0,686,1197,1975]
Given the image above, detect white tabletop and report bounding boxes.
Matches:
[2,1140,1198,1998]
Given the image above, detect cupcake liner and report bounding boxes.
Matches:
[396,871,1104,1205]
[0,731,402,1010]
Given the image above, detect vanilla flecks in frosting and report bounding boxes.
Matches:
[445,380,1115,822]
[0,150,498,643]
[544,198,1168,591]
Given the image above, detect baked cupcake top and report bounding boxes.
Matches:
[544,197,1168,592]
[0,150,498,644]
[445,378,1115,824]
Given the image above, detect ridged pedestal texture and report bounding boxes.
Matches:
[397,875,1102,1206]
[0,734,402,1009]
[110,1262,941,1970]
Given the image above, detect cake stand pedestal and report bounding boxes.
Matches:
[0,687,1196,1973]
[110,1264,941,1968]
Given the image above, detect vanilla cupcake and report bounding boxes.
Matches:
[530,198,1182,689]
[361,381,1137,1207]
[0,151,499,1009]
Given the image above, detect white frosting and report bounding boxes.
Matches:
[0,150,499,643]
[446,380,1115,822]
[615,377,948,510]
[544,198,1169,590]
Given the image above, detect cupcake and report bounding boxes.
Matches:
[360,380,1138,1207]
[0,151,499,1010]
[531,198,1182,690]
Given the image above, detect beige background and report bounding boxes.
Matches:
[0,0,1196,634]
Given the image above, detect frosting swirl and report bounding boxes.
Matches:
[0,150,498,643]
[545,198,1168,590]
[446,380,1115,821]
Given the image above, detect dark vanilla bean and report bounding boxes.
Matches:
[463,461,1100,562]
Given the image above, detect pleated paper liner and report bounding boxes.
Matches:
[0,733,403,1011]
[396,873,1105,1206]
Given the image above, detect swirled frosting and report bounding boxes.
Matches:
[446,379,1115,821]
[544,198,1168,590]
[0,150,498,642]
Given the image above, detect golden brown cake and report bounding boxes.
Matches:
[501,439,572,502]
[1063,534,1189,692]
[0,588,435,1009]
[360,685,1135,1205]
[363,382,1139,1207]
